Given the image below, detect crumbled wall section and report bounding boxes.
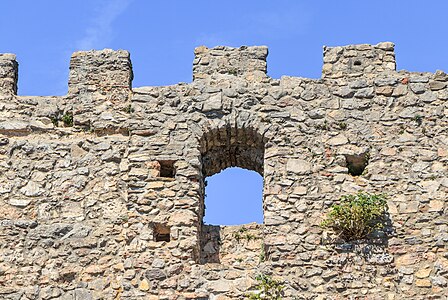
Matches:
[0,42,447,300]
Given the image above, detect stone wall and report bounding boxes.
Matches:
[0,42,447,300]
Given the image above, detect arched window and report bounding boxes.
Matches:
[199,126,265,264]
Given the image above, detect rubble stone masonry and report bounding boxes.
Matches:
[0,42,447,299]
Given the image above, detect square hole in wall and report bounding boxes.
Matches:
[159,160,176,178]
[153,223,171,242]
[345,151,369,176]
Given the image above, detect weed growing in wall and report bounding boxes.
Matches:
[413,114,423,126]
[247,274,284,300]
[124,104,134,113]
[233,227,260,242]
[61,112,73,127]
[50,112,74,127]
[321,192,388,241]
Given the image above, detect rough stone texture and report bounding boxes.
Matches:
[0,54,18,96]
[0,42,447,299]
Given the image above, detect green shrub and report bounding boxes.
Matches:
[50,112,73,127]
[247,274,284,300]
[233,227,260,242]
[321,192,388,241]
[61,112,73,127]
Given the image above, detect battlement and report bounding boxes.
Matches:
[0,54,18,95]
[68,49,133,95]
[193,45,268,81]
[68,49,133,127]
[0,42,399,98]
[322,42,396,78]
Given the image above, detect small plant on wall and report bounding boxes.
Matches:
[247,274,284,300]
[321,192,388,241]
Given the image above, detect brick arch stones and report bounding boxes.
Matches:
[197,122,267,216]
[199,125,266,178]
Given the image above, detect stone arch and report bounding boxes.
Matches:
[196,121,268,213]
[192,112,277,174]
[199,125,265,177]
[196,121,268,264]
[190,115,279,202]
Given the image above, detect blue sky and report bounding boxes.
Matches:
[2,0,447,225]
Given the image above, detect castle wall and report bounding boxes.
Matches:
[0,42,447,299]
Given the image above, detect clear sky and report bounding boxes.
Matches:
[2,0,447,225]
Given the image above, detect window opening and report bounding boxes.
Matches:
[153,223,171,242]
[159,160,175,178]
[345,151,369,176]
[204,167,263,225]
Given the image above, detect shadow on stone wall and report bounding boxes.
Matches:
[321,213,397,288]
[200,225,222,264]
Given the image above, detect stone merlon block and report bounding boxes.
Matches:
[322,42,396,78]
[192,45,268,81]
[68,49,133,96]
[67,49,133,128]
[0,53,18,95]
